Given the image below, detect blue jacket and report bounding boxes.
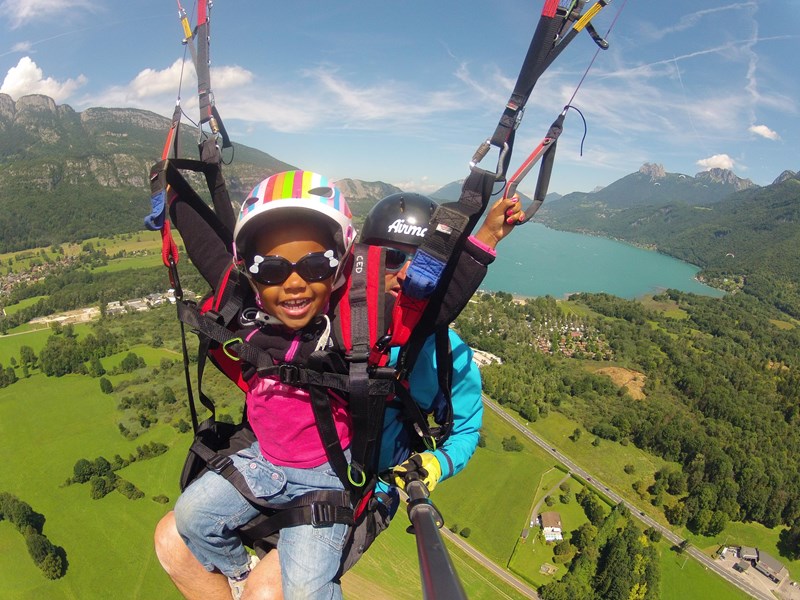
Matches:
[378,328,483,483]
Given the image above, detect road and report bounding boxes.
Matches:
[439,526,540,599]
[483,396,772,600]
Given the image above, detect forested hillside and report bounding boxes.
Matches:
[455,291,800,541]
[0,93,293,252]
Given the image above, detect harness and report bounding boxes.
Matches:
[144,0,618,559]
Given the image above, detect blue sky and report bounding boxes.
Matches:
[1,0,797,196]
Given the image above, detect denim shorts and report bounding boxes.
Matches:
[174,441,349,599]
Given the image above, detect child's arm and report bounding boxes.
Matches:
[170,197,234,291]
[472,195,524,250]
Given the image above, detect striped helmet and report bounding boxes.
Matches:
[233,170,355,265]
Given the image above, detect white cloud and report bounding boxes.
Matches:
[749,124,779,140]
[697,154,735,170]
[12,41,33,52]
[86,60,254,117]
[0,56,86,101]
[0,0,99,28]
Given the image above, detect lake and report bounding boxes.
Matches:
[479,223,724,299]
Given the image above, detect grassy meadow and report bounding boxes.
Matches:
[0,322,531,599]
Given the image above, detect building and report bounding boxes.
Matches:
[755,551,788,584]
[734,560,750,573]
[540,511,563,542]
[471,349,502,367]
[740,546,758,561]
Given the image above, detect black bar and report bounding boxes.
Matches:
[406,481,468,600]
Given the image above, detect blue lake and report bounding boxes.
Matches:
[479,223,724,299]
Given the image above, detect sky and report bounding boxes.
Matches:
[1,0,798,196]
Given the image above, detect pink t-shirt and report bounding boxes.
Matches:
[246,379,352,469]
[244,330,353,469]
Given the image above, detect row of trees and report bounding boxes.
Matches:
[0,493,66,579]
[69,443,168,500]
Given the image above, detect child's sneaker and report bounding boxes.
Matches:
[227,555,259,600]
[227,572,249,600]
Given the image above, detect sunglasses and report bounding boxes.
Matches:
[247,251,339,286]
[384,248,416,273]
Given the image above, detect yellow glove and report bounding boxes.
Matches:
[392,452,442,492]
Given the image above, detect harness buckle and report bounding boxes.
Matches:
[278,364,301,385]
[368,334,393,366]
[310,502,335,527]
[206,453,233,474]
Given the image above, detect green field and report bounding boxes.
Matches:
[2,295,48,316]
[433,408,558,565]
[658,543,751,600]
[528,410,679,527]
[0,323,533,599]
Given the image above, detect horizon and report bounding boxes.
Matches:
[1,1,798,196]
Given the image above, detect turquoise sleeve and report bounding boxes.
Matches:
[408,330,483,481]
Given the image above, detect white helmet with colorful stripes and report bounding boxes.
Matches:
[233,170,355,267]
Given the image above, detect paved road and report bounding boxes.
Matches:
[483,396,772,600]
[439,526,540,599]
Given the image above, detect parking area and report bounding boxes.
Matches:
[716,551,800,600]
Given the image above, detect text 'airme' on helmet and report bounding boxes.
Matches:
[359,192,438,248]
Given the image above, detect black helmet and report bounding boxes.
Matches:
[359,192,438,247]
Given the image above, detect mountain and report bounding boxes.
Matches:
[335,179,402,225]
[430,179,554,207]
[543,163,758,221]
[0,94,395,253]
[774,169,798,185]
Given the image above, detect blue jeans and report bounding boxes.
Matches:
[174,441,349,600]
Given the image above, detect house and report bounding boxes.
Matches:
[540,511,563,542]
[734,560,750,573]
[740,546,758,561]
[755,551,788,584]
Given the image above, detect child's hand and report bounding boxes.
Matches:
[473,195,525,250]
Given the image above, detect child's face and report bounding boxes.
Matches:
[250,221,336,330]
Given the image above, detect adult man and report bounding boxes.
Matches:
[154,192,522,599]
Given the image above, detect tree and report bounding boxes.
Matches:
[553,539,573,556]
[570,428,582,442]
[779,525,800,560]
[624,464,636,475]
[89,476,113,500]
[73,459,94,483]
[88,357,105,377]
[39,550,65,579]
[502,436,523,452]
[459,527,471,538]
[571,522,597,551]
[99,377,113,394]
[93,456,112,477]
[26,531,54,565]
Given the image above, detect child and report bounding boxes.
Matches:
[173,170,356,600]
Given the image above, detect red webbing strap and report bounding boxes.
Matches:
[365,245,386,349]
[387,295,428,349]
[160,220,180,270]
